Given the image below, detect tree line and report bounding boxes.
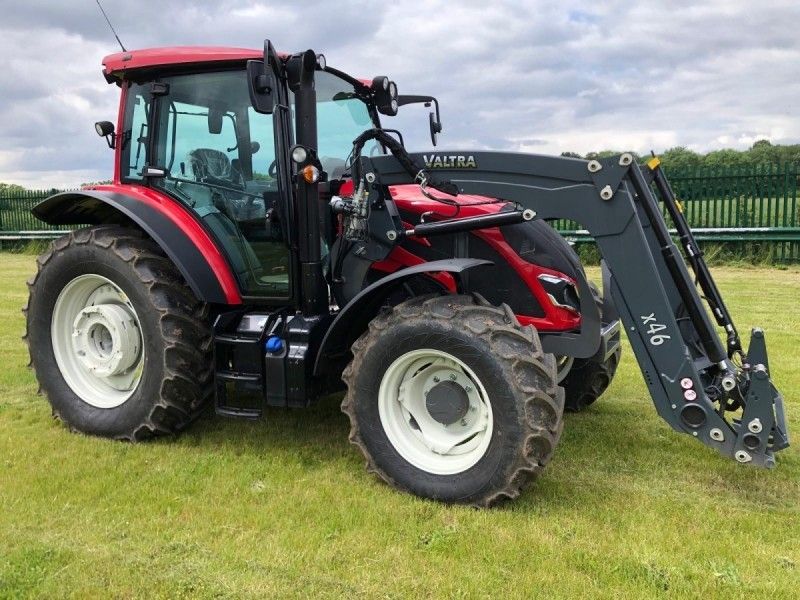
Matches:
[0,183,27,195]
[3,140,800,194]
[562,140,800,171]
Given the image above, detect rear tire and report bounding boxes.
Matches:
[341,294,564,507]
[560,283,622,412]
[23,226,213,440]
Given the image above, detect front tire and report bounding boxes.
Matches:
[24,226,213,440]
[342,294,564,507]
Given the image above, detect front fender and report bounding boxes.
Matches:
[312,258,491,376]
[32,186,241,305]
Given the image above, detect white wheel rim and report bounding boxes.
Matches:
[555,355,574,383]
[378,349,494,475]
[51,274,144,409]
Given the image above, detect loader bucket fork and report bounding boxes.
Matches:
[352,150,789,466]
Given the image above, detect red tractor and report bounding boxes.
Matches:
[25,42,787,506]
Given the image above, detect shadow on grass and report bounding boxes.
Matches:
[170,392,354,462]
[33,377,798,512]
[158,389,693,509]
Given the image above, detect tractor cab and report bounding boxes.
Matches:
[103,48,391,301]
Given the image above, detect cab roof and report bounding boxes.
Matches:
[102,46,272,78]
[101,46,374,91]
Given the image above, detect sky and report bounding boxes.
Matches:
[1,0,799,188]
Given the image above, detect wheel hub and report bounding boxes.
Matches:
[425,380,470,426]
[51,274,145,409]
[378,349,494,475]
[71,304,141,377]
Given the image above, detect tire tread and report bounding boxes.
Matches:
[23,225,213,440]
[341,293,564,507]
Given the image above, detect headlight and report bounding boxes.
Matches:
[372,76,389,91]
[291,146,308,164]
[538,274,580,313]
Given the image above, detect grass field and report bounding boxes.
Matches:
[1,253,798,598]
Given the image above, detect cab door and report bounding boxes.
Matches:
[121,68,294,302]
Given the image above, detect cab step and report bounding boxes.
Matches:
[213,315,268,419]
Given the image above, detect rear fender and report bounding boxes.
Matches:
[32,186,242,305]
[313,258,490,376]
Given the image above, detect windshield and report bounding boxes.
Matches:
[313,71,380,176]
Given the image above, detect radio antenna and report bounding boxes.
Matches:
[95,0,127,52]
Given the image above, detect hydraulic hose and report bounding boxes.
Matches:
[350,129,459,196]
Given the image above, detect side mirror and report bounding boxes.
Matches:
[247,60,276,114]
[94,120,116,149]
[250,141,260,154]
[397,95,443,146]
[429,112,442,147]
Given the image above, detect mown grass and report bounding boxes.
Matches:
[0,253,798,599]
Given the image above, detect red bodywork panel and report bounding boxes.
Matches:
[103,47,265,77]
[84,183,243,305]
[377,185,582,333]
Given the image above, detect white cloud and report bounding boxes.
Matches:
[513,129,681,156]
[0,0,799,186]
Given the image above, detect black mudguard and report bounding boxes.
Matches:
[313,258,491,376]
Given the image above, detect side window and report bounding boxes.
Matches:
[139,70,291,298]
[164,102,239,180]
[121,86,150,181]
[248,107,277,181]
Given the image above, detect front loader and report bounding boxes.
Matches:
[25,40,788,506]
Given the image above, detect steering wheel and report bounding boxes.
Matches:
[268,159,278,178]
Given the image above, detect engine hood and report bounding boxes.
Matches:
[387,184,584,283]
[388,184,506,218]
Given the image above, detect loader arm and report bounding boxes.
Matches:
[349,150,789,467]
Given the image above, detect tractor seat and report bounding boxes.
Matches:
[188,148,232,181]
